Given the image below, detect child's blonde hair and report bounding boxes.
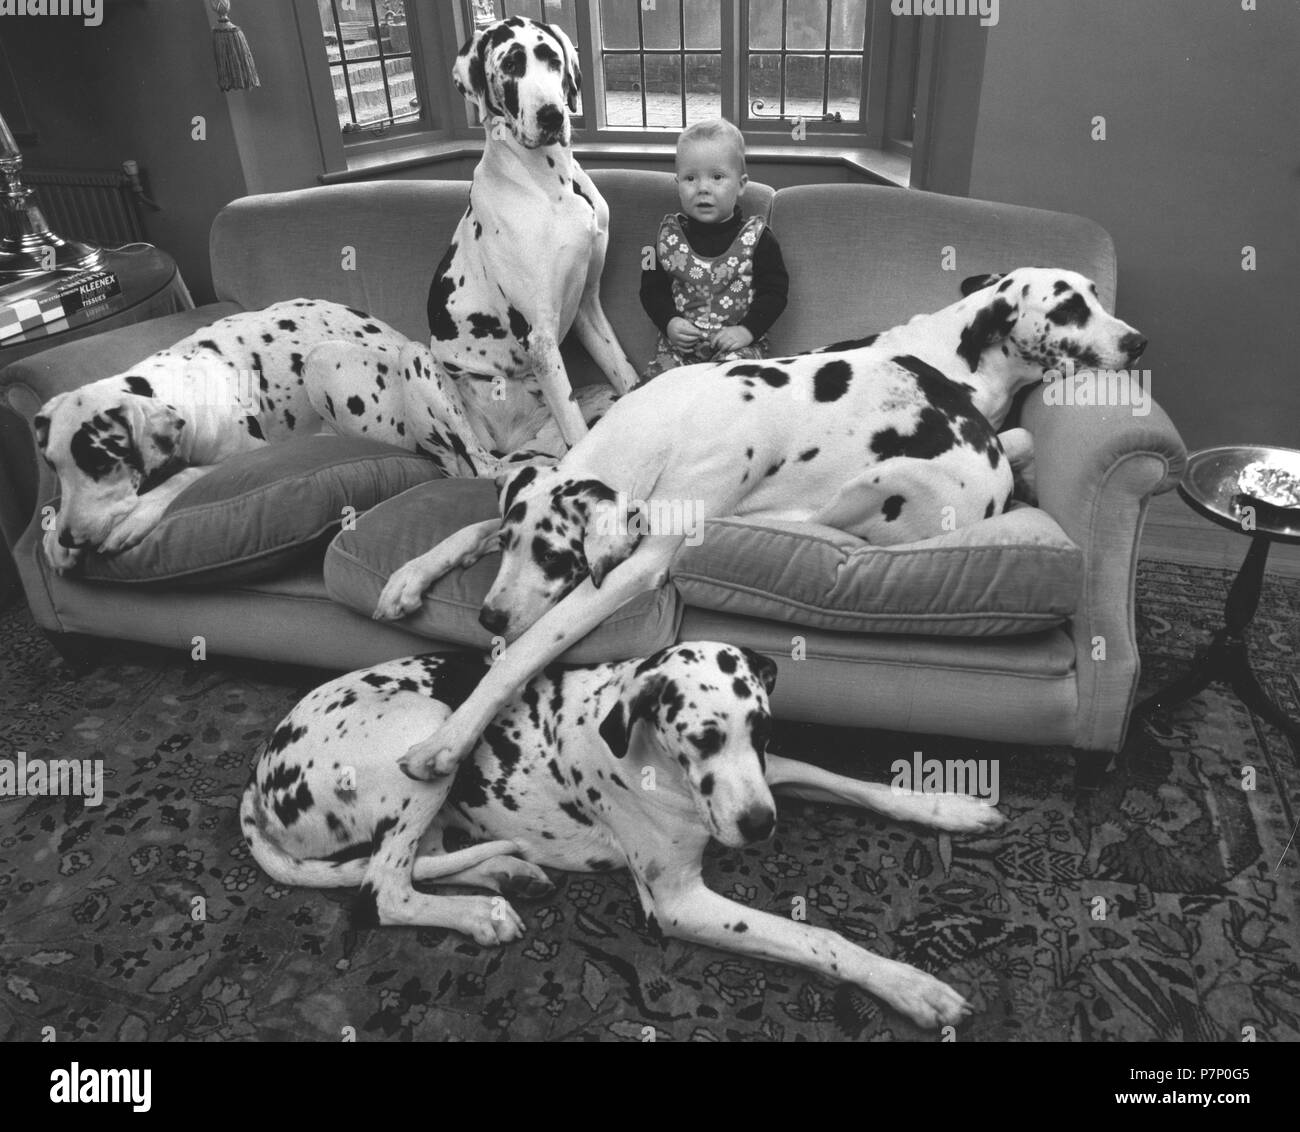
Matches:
[677,118,747,174]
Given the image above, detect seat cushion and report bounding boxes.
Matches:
[670,503,1082,636]
[324,479,683,663]
[78,436,442,587]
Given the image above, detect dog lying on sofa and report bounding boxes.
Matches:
[377,267,1148,780]
[33,299,416,573]
[242,641,1003,1029]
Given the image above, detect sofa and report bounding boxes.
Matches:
[0,170,1187,768]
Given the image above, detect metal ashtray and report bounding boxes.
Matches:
[1236,453,1300,521]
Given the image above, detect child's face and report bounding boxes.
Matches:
[675,138,748,223]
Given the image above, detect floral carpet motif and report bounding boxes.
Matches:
[0,559,1297,1042]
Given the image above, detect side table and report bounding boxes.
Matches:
[0,245,193,368]
[1134,445,1300,753]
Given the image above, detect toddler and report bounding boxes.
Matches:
[639,119,788,380]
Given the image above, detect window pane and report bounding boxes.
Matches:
[684,53,722,123]
[540,0,578,39]
[643,53,683,127]
[827,54,861,121]
[502,0,542,20]
[684,0,721,49]
[603,54,644,125]
[331,1,381,61]
[784,54,825,118]
[748,0,782,48]
[786,1,828,50]
[386,57,420,122]
[829,0,867,49]
[599,0,639,48]
[747,52,781,115]
[641,0,681,50]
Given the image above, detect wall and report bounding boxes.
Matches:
[967,0,1300,452]
[0,0,249,304]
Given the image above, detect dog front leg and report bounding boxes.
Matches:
[528,331,589,448]
[573,297,639,395]
[656,884,971,1030]
[764,754,1004,833]
[400,539,682,780]
[98,467,215,555]
[373,517,503,621]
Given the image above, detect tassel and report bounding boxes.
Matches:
[211,0,260,92]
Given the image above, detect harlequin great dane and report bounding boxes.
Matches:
[307,16,639,480]
[241,642,1003,1029]
[34,299,414,573]
[377,267,1147,780]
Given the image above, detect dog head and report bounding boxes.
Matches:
[34,382,187,552]
[453,16,581,148]
[599,643,780,848]
[479,464,645,641]
[956,267,1147,384]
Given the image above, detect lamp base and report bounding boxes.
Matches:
[0,185,104,280]
[0,230,103,280]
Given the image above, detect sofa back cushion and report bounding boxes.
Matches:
[766,184,1117,355]
[211,181,472,343]
[209,174,775,387]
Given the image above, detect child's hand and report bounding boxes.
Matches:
[667,317,705,349]
[712,326,754,353]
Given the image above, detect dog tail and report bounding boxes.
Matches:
[240,781,521,890]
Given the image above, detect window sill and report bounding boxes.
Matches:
[319,138,911,188]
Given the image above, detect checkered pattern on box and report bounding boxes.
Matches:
[0,294,67,343]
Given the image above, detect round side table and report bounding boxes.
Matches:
[1135,445,1300,753]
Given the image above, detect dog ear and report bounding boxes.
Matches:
[598,674,666,758]
[543,22,582,112]
[113,397,187,491]
[956,296,1018,372]
[497,463,539,517]
[960,273,1005,297]
[453,27,495,119]
[568,480,643,588]
[738,648,779,696]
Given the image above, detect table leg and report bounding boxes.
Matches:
[1135,536,1300,754]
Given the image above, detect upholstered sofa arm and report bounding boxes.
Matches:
[1019,393,1187,751]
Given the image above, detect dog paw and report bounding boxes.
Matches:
[457,895,525,946]
[494,860,557,901]
[374,562,435,621]
[889,790,1004,834]
[99,507,162,555]
[43,528,82,574]
[878,964,973,1029]
[399,735,472,781]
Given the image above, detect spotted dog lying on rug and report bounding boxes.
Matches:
[241,642,1003,1029]
[34,299,416,573]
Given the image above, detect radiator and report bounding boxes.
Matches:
[21,166,146,247]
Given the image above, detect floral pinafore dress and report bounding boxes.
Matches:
[643,212,773,380]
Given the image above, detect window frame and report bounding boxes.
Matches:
[298,0,943,178]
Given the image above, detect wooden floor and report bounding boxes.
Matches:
[1139,491,1300,579]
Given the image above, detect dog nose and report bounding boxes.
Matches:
[737,805,775,844]
[536,104,564,135]
[1120,332,1148,360]
[479,606,509,635]
[58,529,83,549]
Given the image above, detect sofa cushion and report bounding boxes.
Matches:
[77,436,441,587]
[670,504,1082,636]
[324,479,683,663]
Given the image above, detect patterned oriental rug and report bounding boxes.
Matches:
[0,559,1297,1043]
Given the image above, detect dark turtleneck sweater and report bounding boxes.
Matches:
[639,206,789,339]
